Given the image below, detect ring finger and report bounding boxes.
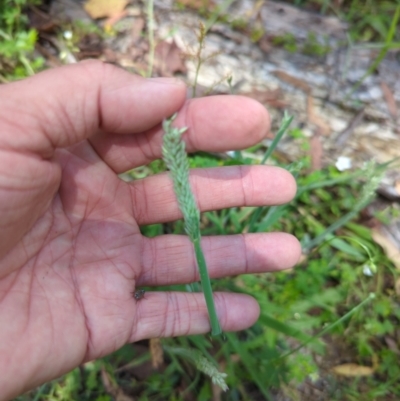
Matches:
[137,232,301,287]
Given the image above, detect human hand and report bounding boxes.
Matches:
[0,61,300,399]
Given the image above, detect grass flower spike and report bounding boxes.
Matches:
[162,114,222,337]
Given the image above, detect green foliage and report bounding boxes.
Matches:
[287,0,400,43]
[162,115,200,241]
[7,1,400,399]
[302,32,331,56]
[272,33,298,52]
[121,120,399,399]
[249,25,265,43]
[24,121,400,400]
[272,31,331,57]
[162,114,222,337]
[0,0,43,80]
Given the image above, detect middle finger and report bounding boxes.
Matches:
[130,165,296,225]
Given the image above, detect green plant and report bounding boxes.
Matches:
[249,25,265,43]
[272,33,298,52]
[24,121,400,400]
[165,346,228,391]
[146,0,155,77]
[14,1,400,398]
[347,4,400,97]
[302,31,331,57]
[162,114,222,337]
[0,0,43,80]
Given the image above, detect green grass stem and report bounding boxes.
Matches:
[193,238,222,336]
[247,113,293,233]
[146,0,155,77]
[277,293,376,361]
[303,162,384,252]
[347,5,400,97]
[261,112,293,165]
[162,114,222,337]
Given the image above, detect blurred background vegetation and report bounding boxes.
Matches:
[2,0,400,400]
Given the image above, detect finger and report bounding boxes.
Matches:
[131,165,296,225]
[89,95,270,173]
[0,60,186,157]
[138,233,300,286]
[132,292,259,340]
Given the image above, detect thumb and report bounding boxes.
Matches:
[0,60,187,158]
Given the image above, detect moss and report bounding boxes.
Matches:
[302,31,331,57]
[272,33,298,52]
[250,25,265,43]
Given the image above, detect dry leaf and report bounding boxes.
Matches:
[395,278,400,295]
[154,40,187,76]
[258,36,272,53]
[149,338,164,369]
[246,0,264,19]
[28,6,58,33]
[307,95,330,136]
[104,9,128,30]
[335,108,365,146]
[76,33,103,60]
[177,0,215,10]
[395,180,400,196]
[332,363,374,377]
[381,81,398,119]
[273,70,311,93]
[241,88,287,109]
[298,253,308,265]
[101,367,134,401]
[371,227,400,270]
[131,17,145,43]
[310,132,323,171]
[84,0,128,19]
[385,336,400,354]
[377,183,400,202]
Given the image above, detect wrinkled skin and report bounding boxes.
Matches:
[0,61,301,400]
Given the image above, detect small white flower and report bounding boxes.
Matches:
[63,30,73,40]
[363,264,374,276]
[335,156,352,171]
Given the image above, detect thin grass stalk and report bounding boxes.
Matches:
[247,114,293,233]
[192,23,206,98]
[162,114,222,337]
[296,170,364,194]
[204,0,236,32]
[32,385,46,401]
[193,238,221,336]
[146,0,155,77]
[225,333,273,400]
[164,346,228,391]
[261,112,293,165]
[347,5,400,97]
[303,162,384,252]
[277,293,375,361]
[303,198,371,252]
[191,0,235,98]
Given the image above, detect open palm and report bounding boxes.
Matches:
[0,61,300,400]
